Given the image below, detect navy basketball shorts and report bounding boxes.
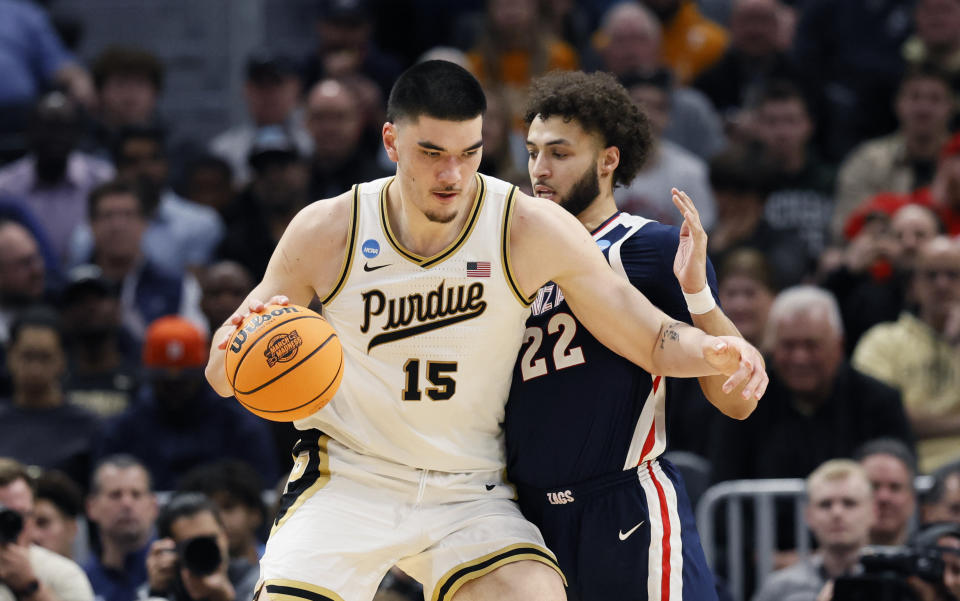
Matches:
[516,458,717,601]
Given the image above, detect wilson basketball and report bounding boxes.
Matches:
[224,304,343,421]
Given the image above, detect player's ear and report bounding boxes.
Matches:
[383,122,399,163]
[599,146,620,177]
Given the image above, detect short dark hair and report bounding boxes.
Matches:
[87,179,148,221]
[386,60,486,123]
[185,154,233,183]
[177,460,265,519]
[853,437,918,479]
[900,61,953,96]
[754,79,810,114]
[523,71,652,187]
[113,124,167,164]
[9,306,63,347]
[924,459,960,505]
[34,470,83,518]
[90,454,153,495]
[157,493,222,540]
[709,148,771,197]
[92,45,165,92]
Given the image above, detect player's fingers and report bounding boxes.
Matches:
[268,294,290,306]
[248,299,266,313]
[722,359,753,393]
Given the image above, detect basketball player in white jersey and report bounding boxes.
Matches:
[204,61,768,601]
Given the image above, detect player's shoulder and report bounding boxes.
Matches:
[616,214,680,252]
[289,188,355,237]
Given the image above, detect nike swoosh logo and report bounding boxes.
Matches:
[364,263,390,272]
[618,521,645,541]
[485,484,495,491]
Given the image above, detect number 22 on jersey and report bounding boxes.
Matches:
[520,312,586,381]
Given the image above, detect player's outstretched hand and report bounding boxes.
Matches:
[671,187,708,294]
[216,295,290,350]
[702,336,768,401]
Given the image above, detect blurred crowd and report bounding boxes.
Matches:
[3,0,960,599]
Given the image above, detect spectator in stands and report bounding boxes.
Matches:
[0,307,101,487]
[302,0,403,99]
[31,470,83,561]
[0,221,47,344]
[640,0,728,85]
[217,128,310,280]
[83,455,157,601]
[853,236,960,472]
[181,155,235,218]
[907,522,960,601]
[750,80,834,259]
[594,2,726,160]
[0,457,94,601]
[923,460,960,525]
[752,459,874,601]
[791,0,913,162]
[894,204,944,272]
[834,65,954,239]
[304,78,389,200]
[177,461,265,566]
[477,90,527,187]
[615,69,717,229]
[210,52,312,186]
[59,265,139,419]
[0,91,114,265]
[710,286,912,485]
[144,493,258,601]
[97,317,278,490]
[693,0,802,138]
[198,261,252,336]
[821,212,907,355]
[467,0,578,128]
[88,46,165,157]
[716,248,775,348]
[0,0,95,108]
[706,148,809,289]
[78,180,204,343]
[854,438,918,546]
[903,0,960,103]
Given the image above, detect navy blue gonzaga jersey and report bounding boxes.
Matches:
[506,212,720,489]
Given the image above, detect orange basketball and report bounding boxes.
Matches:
[224,304,343,422]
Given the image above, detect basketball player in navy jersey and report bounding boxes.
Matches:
[508,70,756,601]
[204,61,767,601]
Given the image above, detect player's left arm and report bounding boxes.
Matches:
[511,192,768,399]
[670,188,760,420]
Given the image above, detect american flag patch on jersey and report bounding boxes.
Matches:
[466,261,491,277]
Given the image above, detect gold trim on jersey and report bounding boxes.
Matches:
[271,434,331,535]
[319,185,360,305]
[261,579,346,601]
[501,185,535,306]
[379,174,486,268]
[431,543,566,601]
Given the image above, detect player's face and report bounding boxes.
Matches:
[385,115,483,224]
[527,115,603,217]
[806,476,874,550]
[861,454,915,541]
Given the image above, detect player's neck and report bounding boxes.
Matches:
[577,189,618,233]
[388,176,478,257]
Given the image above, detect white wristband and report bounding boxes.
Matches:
[683,284,716,315]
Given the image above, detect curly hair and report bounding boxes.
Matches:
[523,71,652,187]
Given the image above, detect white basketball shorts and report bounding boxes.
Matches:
[256,429,564,601]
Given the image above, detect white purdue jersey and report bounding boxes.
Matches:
[297,174,533,472]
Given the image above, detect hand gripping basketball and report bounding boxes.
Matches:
[223,300,344,421]
[702,336,768,401]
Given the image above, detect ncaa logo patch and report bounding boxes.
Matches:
[361,239,381,258]
[597,239,612,250]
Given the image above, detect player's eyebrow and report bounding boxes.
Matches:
[525,138,572,147]
[417,140,484,152]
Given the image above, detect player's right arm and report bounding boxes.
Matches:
[511,192,768,400]
[204,191,354,397]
